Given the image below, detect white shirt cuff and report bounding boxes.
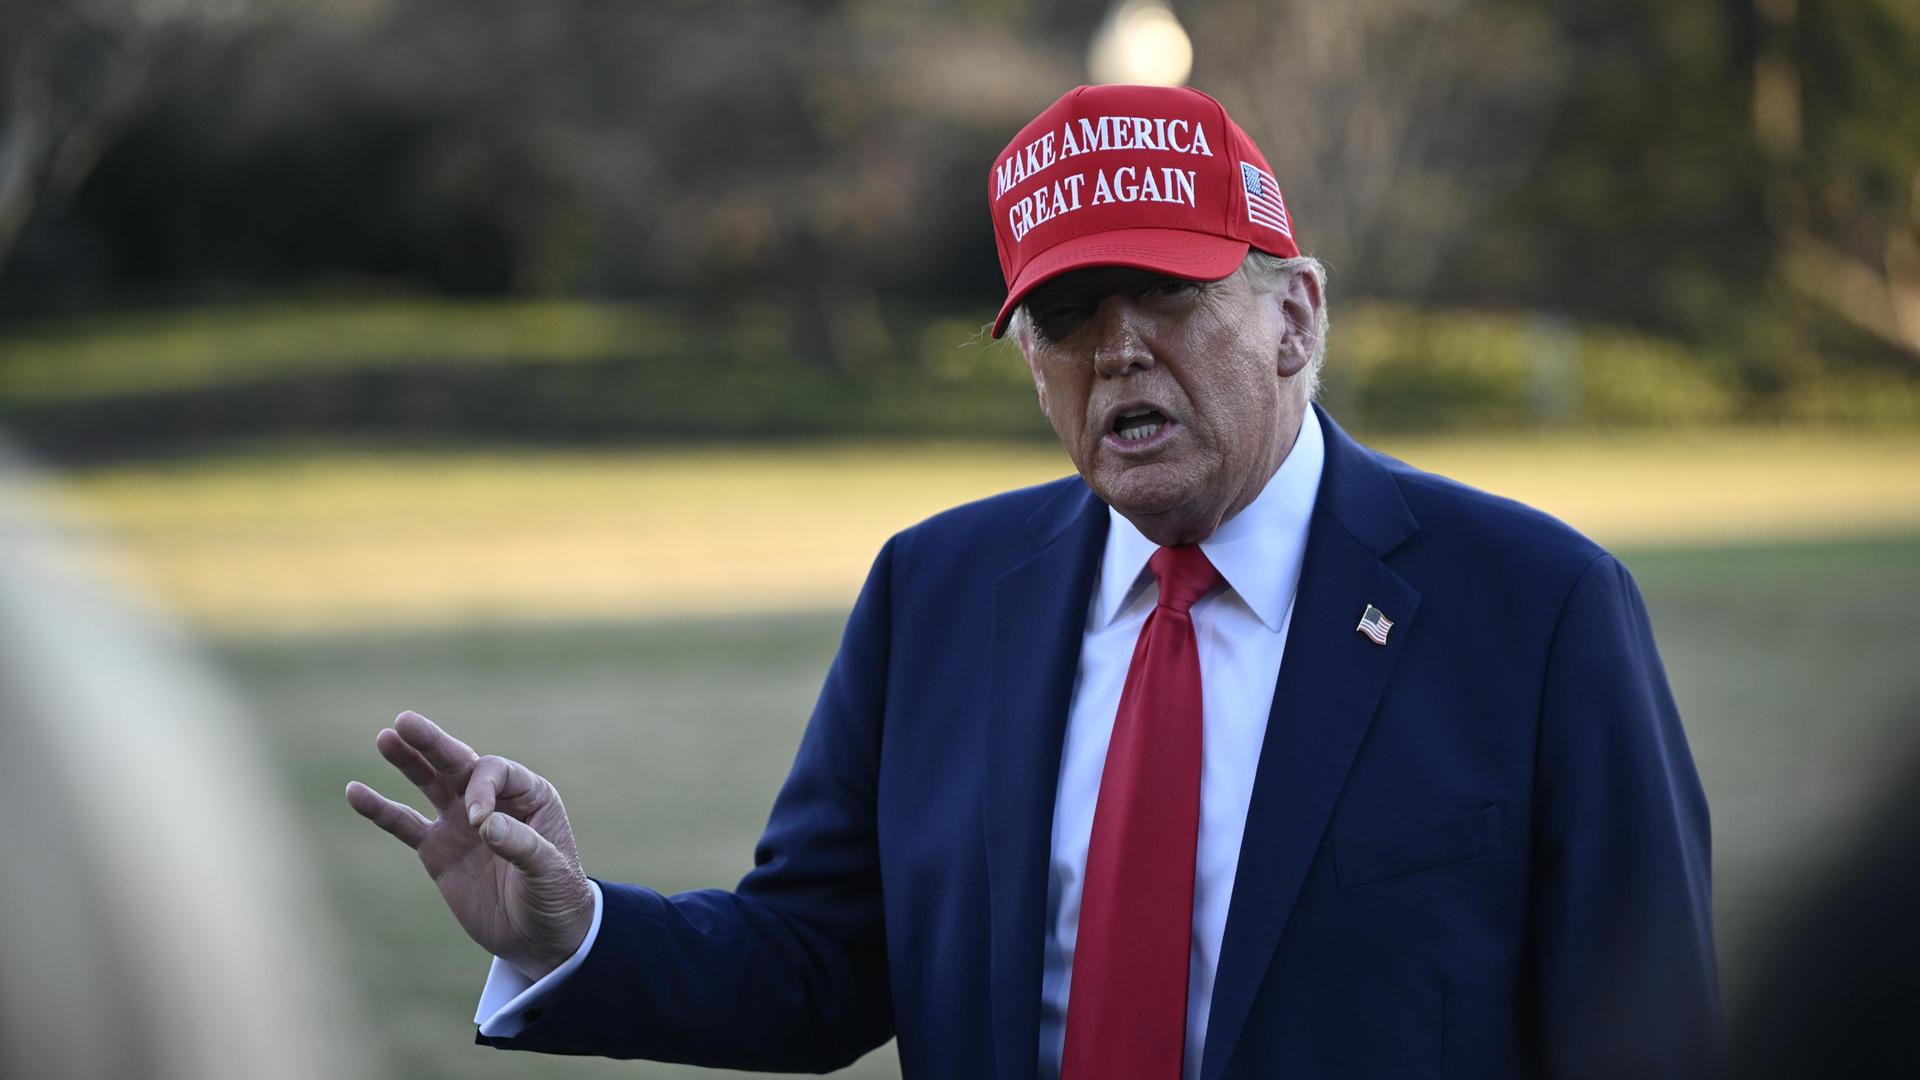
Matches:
[473,879,605,1038]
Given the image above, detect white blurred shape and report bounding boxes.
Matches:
[0,442,376,1080]
[1088,0,1195,88]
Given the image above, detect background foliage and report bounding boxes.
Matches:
[3,0,1918,457]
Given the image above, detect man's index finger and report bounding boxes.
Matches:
[394,710,480,782]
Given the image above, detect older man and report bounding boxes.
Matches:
[349,85,1721,1079]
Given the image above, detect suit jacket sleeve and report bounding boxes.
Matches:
[1532,553,1722,1078]
[474,538,898,1071]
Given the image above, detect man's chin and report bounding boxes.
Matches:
[1094,463,1178,509]
[1091,464,1215,538]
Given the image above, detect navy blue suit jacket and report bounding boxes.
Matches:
[481,405,1721,1078]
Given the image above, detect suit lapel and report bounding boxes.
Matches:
[1200,407,1423,1080]
[985,480,1107,1080]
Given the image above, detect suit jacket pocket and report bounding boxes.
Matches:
[1332,803,1504,889]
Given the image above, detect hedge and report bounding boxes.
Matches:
[2,297,1913,462]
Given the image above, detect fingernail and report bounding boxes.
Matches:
[467,803,484,826]
[485,814,508,843]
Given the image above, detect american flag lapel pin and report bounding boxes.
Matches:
[1356,604,1394,646]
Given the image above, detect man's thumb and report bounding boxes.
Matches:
[479,812,558,876]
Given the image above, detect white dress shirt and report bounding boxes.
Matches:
[478,410,1328,1080]
[1038,407,1324,1080]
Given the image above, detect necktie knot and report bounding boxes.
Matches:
[1149,545,1222,613]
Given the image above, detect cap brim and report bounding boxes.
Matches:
[991,228,1251,338]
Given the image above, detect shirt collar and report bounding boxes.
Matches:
[1093,406,1326,633]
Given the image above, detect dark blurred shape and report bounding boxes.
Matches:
[1728,741,1920,1079]
[0,440,375,1079]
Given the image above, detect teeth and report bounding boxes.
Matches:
[1119,407,1154,421]
[1118,423,1163,441]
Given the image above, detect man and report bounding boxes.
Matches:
[348,84,1721,1079]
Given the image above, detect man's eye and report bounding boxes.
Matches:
[1146,279,1196,299]
[1037,306,1091,336]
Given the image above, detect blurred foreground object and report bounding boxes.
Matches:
[0,441,374,1079]
[1729,747,1920,1079]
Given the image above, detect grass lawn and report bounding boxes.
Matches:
[200,531,1920,1080]
[36,428,1920,635]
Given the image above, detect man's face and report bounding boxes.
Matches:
[1015,261,1318,546]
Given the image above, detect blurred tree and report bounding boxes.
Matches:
[5,0,1080,355]
[1760,0,1920,366]
[3,0,1917,391]
[1446,0,1920,380]
[1189,0,1566,303]
[1445,0,1774,336]
[0,0,280,274]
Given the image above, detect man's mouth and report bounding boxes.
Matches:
[1106,406,1179,450]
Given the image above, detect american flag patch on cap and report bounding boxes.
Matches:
[1356,604,1394,645]
[1240,161,1293,237]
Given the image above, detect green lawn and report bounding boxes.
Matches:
[42,430,1920,634]
[210,532,1920,1079]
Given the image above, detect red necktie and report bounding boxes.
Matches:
[1061,544,1222,1080]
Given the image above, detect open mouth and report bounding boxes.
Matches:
[1107,406,1178,449]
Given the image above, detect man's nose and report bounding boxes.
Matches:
[1089,297,1154,377]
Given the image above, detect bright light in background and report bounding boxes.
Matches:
[1088,0,1194,87]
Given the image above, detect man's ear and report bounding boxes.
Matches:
[1275,270,1323,379]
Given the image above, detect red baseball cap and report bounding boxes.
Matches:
[988,84,1299,337]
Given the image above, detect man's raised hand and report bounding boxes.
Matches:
[345,710,595,982]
